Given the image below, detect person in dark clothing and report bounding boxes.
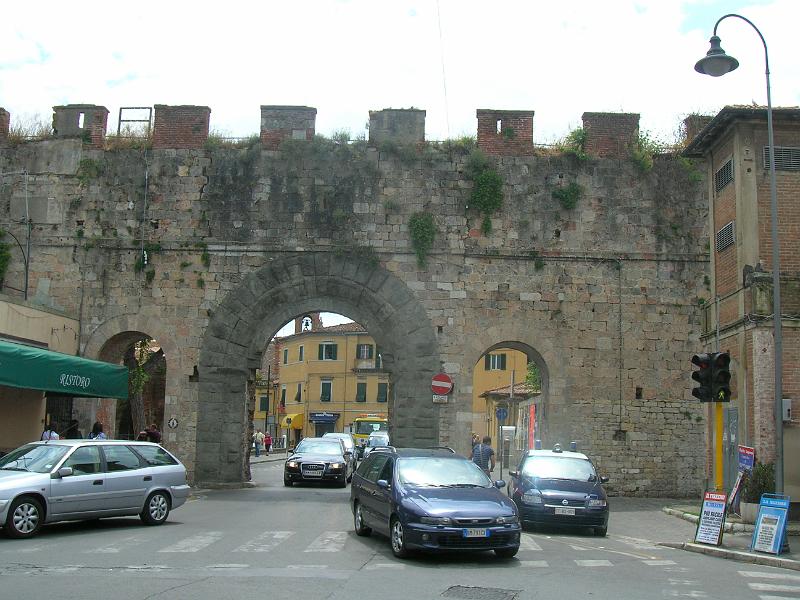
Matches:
[62,419,83,439]
[146,423,162,444]
[471,435,496,476]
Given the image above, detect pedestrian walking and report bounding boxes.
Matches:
[253,429,265,457]
[40,422,60,440]
[146,423,162,443]
[61,419,83,439]
[471,432,480,447]
[264,432,273,453]
[471,435,496,477]
[88,421,107,440]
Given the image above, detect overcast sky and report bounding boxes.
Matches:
[2,0,797,145]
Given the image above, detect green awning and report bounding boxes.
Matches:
[0,340,129,399]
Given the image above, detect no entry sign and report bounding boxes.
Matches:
[431,373,453,395]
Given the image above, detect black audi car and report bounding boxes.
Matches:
[350,447,521,558]
[508,445,609,536]
[283,437,354,487]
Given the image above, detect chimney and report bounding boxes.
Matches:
[476,109,535,156]
[260,106,317,150]
[582,112,640,158]
[152,105,211,149]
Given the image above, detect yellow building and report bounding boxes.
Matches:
[471,349,530,438]
[259,314,390,445]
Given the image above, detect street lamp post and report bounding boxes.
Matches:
[695,13,784,493]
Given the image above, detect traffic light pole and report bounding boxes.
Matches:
[715,403,724,491]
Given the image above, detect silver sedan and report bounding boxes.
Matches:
[0,439,190,538]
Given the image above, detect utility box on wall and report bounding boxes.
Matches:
[784,398,792,422]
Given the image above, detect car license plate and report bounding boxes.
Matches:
[554,507,575,516]
[462,528,490,538]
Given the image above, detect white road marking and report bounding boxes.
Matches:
[644,560,677,566]
[614,535,661,550]
[748,583,800,593]
[663,591,707,598]
[758,596,799,600]
[520,560,549,568]
[304,531,348,552]
[287,564,329,569]
[519,535,543,551]
[739,570,800,582]
[207,564,249,570]
[569,544,589,551]
[574,559,612,567]
[234,531,294,553]
[669,579,700,586]
[159,531,224,553]
[365,563,406,570]
[86,535,148,553]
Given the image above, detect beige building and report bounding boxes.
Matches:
[257,314,390,446]
[0,295,79,451]
[471,348,530,438]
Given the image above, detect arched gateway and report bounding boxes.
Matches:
[194,253,439,485]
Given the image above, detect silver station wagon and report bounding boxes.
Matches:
[0,439,191,538]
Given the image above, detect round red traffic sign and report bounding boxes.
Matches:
[431,373,453,395]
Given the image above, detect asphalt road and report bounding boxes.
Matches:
[1,460,798,600]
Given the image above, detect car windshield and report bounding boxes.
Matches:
[522,456,597,481]
[397,457,490,487]
[323,434,353,449]
[0,443,70,473]
[295,440,342,456]
[367,436,389,447]
[355,421,387,435]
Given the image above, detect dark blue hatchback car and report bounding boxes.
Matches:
[508,446,609,536]
[350,447,521,558]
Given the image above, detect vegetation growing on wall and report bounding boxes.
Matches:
[5,114,52,145]
[333,242,379,268]
[630,131,664,172]
[466,149,503,235]
[0,230,11,284]
[551,181,584,210]
[76,159,103,186]
[557,127,588,161]
[408,212,436,267]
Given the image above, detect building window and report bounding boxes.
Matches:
[716,221,735,252]
[377,382,388,403]
[356,344,373,359]
[714,159,733,193]
[764,146,800,171]
[318,343,338,361]
[283,348,288,364]
[259,395,268,411]
[485,353,507,371]
[321,380,332,403]
[356,382,367,402]
[298,345,304,362]
[295,383,302,403]
[280,385,286,407]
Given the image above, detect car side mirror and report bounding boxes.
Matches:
[377,479,390,489]
[600,476,609,484]
[494,480,506,489]
[509,470,519,478]
[52,466,73,479]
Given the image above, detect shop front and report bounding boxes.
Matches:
[309,411,340,437]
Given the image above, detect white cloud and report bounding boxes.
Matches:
[0,0,797,143]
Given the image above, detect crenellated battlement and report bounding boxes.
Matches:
[1,103,676,158]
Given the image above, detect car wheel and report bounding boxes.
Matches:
[495,546,519,558]
[5,496,43,538]
[594,526,608,537]
[337,473,347,488]
[140,491,171,525]
[353,502,372,537]
[283,475,293,487]
[390,517,409,558]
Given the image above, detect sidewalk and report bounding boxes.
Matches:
[663,503,800,571]
[250,451,289,465]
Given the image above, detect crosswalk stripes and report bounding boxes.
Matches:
[233,530,293,553]
[518,534,542,551]
[158,531,224,553]
[304,531,348,553]
[86,535,150,553]
[738,569,800,599]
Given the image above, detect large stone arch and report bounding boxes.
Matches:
[195,252,439,485]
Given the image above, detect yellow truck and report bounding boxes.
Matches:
[352,413,388,457]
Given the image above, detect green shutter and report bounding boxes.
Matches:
[318,344,324,360]
[331,344,338,360]
[259,396,268,411]
[377,382,388,403]
[356,382,367,402]
[367,345,374,359]
[484,354,490,370]
[500,354,507,370]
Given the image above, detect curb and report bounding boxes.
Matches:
[661,507,753,533]
[660,541,800,571]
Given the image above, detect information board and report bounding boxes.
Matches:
[751,494,790,555]
[694,491,727,546]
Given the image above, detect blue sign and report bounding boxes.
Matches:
[751,494,791,555]
[496,407,508,421]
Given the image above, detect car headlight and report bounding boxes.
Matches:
[521,490,543,505]
[420,516,453,526]
[286,461,299,468]
[495,515,519,525]
[587,498,607,507]
[329,462,344,469]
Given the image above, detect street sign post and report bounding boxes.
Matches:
[694,491,727,546]
[432,394,448,404]
[495,407,508,421]
[431,373,453,395]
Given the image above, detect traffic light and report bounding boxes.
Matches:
[711,352,731,402]
[691,353,713,402]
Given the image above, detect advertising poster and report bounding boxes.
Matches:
[695,491,727,546]
[528,405,536,449]
[738,445,755,471]
[751,495,790,555]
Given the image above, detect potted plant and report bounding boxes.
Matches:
[739,462,775,523]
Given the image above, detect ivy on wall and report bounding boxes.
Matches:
[0,231,11,284]
[466,150,503,235]
[408,212,436,267]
